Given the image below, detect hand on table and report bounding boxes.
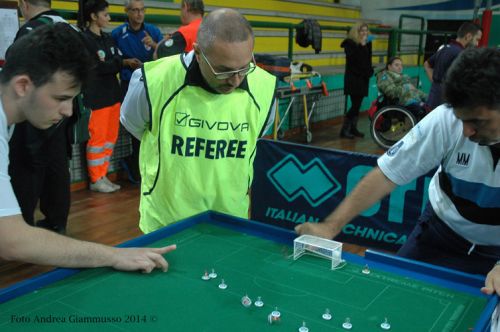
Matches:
[294,222,338,240]
[111,244,177,273]
[481,264,500,296]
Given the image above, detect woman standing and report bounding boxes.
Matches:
[340,22,373,139]
[79,0,124,192]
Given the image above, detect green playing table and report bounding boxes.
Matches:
[0,212,497,331]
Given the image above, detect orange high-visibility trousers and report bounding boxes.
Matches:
[86,102,121,183]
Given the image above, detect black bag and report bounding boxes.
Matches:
[72,95,91,144]
[295,19,322,54]
[254,54,291,81]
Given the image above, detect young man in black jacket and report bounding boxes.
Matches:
[9,0,73,234]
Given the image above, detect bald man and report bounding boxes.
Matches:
[121,9,277,233]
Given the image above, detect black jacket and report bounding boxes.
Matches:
[341,38,373,97]
[81,29,122,110]
[9,10,75,164]
[15,10,63,40]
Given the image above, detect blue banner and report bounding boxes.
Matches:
[251,139,434,251]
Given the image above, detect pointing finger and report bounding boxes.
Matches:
[154,244,177,255]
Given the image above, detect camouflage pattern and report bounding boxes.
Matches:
[377,70,426,106]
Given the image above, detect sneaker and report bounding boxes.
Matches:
[36,219,66,235]
[103,177,121,191]
[90,178,118,193]
[120,159,140,184]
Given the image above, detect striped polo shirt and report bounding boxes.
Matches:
[378,105,500,246]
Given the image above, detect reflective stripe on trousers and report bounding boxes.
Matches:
[86,102,121,182]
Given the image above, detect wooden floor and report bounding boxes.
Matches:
[0,116,384,289]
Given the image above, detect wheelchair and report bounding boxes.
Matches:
[368,95,427,150]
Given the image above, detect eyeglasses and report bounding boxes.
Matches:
[128,7,145,14]
[199,48,256,80]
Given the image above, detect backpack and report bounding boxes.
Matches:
[295,19,322,54]
[254,54,291,81]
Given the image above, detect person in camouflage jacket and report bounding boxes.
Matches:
[377,57,426,109]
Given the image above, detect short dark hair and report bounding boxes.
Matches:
[457,22,481,39]
[78,0,109,29]
[444,48,500,111]
[386,56,401,69]
[182,0,204,15]
[0,23,92,88]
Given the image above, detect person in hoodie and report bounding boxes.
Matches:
[340,22,373,139]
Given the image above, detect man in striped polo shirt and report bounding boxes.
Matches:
[297,47,500,296]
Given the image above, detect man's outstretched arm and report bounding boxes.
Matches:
[295,166,397,239]
[0,215,176,273]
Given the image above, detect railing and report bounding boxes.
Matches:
[57,10,455,63]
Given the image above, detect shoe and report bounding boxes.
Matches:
[351,116,365,138]
[36,219,66,235]
[90,178,118,193]
[120,159,140,184]
[340,117,355,139]
[103,177,121,191]
[350,127,365,138]
[340,127,355,138]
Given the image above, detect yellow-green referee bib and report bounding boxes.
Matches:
[139,54,276,233]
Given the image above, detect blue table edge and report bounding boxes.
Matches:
[0,211,497,332]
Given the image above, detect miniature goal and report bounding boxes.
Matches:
[293,235,343,269]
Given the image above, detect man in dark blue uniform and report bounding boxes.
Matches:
[112,0,163,184]
[424,22,482,110]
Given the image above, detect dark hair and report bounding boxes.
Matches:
[0,23,92,88]
[78,0,109,29]
[457,22,481,39]
[386,56,401,69]
[182,0,204,15]
[444,48,500,111]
